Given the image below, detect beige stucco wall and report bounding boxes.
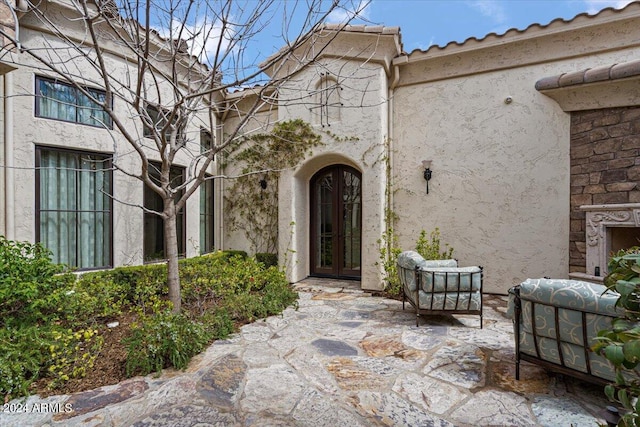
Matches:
[392,48,640,294]
[2,2,216,267]
[276,58,391,290]
[225,10,640,293]
[5,1,640,293]
[220,94,278,254]
[0,75,5,236]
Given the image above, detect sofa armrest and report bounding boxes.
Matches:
[397,251,458,269]
[397,251,427,270]
[506,285,519,320]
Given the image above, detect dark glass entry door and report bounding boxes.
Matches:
[310,165,362,278]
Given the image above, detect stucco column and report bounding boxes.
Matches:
[4,71,14,239]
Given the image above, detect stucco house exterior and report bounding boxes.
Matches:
[2,1,640,294]
[0,0,218,270]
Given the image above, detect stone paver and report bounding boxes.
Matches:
[1,280,613,426]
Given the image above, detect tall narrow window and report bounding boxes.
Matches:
[35,76,112,128]
[143,104,185,146]
[200,128,212,154]
[312,74,342,127]
[143,163,186,261]
[200,177,215,254]
[36,147,112,269]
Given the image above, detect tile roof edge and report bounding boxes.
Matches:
[407,2,640,57]
[535,59,640,91]
[319,23,400,35]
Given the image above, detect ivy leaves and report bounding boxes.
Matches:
[235,119,322,173]
[224,120,323,254]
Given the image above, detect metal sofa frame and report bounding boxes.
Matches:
[402,265,484,328]
[510,285,618,386]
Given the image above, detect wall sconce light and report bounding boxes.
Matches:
[422,160,432,194]
[259,177,268,200]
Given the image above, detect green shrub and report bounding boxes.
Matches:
[81,264,167,307]
[77,251,249,316]
[379,228,455,298]
[415,228,454,260]
[124,311,212,376]
[0,324,104,399]
[67,276,128,323]
[223,292,268,322]
[0,236,66,281]
[218,250,248,261]
[45,327,103,390]
[255,267,297,315]
[0,354,38,399]
[0,239,296,395]
[219,264,296,322]
[178,250,227,268]
[255,253,278,268]
[0,326,49,399]
[200,309,235,340]
[118,253,293,378]
[79,264,169,315]
[0,237,75,326]
[0,237,110,399]
[593,247,640,426]
[179,253,247,314]
[181,256,296,321]
[194,255,264,295]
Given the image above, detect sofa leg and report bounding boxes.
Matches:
[480,314,483,329]
[515,359,520,380]
[416,313,420,327]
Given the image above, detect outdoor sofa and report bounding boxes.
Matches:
[507,278,622,385]
[397,251,483,328]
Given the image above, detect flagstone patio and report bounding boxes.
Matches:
[0,278,613,426]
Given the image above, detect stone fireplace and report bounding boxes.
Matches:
[568,105,640,280]
[571,203,640,282]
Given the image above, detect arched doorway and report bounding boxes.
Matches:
[310,165,362,278]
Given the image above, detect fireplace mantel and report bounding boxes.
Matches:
[572,203,640,283]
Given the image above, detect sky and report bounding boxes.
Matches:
[153,0,636,86]
[327,0,637,53]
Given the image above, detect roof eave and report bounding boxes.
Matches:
[396,2,640,66]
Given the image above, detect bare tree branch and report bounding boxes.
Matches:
[1,0,369,312]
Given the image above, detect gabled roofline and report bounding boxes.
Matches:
[259,22,402,81]
[260,23,402,69]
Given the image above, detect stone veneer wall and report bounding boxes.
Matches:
[570,106,640,273]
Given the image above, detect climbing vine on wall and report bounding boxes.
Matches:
[377,138,454,297]
[224,119,323,255]
[377,138,402,295]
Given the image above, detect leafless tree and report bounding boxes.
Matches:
[0,0,368,312]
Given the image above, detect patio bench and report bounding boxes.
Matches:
[507,278,622,385]
[397,251,483,328]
